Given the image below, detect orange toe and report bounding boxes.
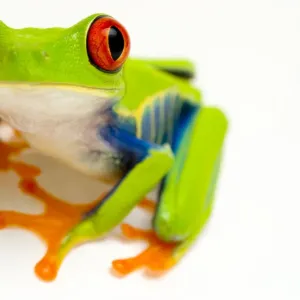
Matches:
[19,178,37,194]
[112,224,177,276]
[35,255,59,282]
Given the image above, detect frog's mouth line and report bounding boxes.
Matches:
[0,82,124,96]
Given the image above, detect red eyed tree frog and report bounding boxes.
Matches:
[0,13,228,281]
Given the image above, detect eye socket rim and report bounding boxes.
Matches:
[86,15,130,73]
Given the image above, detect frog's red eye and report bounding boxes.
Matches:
[87,16,130,72]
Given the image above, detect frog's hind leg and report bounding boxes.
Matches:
[112,105,228,276]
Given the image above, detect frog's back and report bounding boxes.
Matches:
[121,58,202,110]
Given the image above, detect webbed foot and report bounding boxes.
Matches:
[0,178,103,281]
[112,223,177,276]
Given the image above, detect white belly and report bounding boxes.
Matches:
[0,84,122,182]
[22,133,96,176]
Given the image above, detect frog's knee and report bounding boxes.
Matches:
[153,209,192,243]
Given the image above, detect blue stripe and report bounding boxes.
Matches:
[141,105,152,141]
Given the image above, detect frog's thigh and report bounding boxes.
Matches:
[153,107,228,255]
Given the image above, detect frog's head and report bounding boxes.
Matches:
[0,14,132,181]
[0,13,130,89]
[0,13,130,111]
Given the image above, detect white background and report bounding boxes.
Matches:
[0,0,299,299]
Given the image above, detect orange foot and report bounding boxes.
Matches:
[0,178,104,282]
[112,223,178,277]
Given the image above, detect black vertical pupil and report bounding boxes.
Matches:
[108,26,124,61]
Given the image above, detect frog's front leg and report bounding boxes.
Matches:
[112,106,228,276]
[0,123,172,282]
[54,129,174,276]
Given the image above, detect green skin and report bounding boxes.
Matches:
[0,14,228,267]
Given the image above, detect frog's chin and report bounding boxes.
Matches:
[0,83,125,180]
[0,83,119,137]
